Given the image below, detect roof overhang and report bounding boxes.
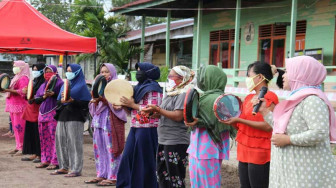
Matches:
[111,0,285,18]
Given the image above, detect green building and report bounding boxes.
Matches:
[112,0,336,92]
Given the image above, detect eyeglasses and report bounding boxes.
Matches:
[168,75,182,79]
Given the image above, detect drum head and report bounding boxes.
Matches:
[45,75,57,92]
[0,73,10,91]
[183,88,199,123]
[63,79,71,101]
[104,79,133,105]
[27,80,34,100]
[213,94,242,121]
[92,75,107,98]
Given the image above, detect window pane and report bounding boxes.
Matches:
[220,42,229,68]
[272,39,285,67]
[259,39,271,64]
[230,42,235,68]
[210,44,219,65]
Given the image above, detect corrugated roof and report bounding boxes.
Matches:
[111,0,155,12]
[124,19,193,41]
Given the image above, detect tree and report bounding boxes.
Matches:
[31,0,71,30]
[69,0,142,75]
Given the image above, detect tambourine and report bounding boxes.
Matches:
[104,79,133,105]
[213,94,242,121]
[183,88,199,123]
[0,73,10,91]
[92,75,107,98]
[63,79,71,101]
[45,75,58,92]
[26,80,34,100]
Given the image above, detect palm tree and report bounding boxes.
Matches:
[68,0,142,75]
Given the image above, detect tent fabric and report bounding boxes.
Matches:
[0,0,96,55]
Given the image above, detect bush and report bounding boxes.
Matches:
[157,66,169,82]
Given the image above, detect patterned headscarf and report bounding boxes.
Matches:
[166,66,196,96]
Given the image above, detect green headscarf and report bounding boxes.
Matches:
[194,65,236,143]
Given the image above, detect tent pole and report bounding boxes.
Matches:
[65,52,68,74]
[94,52,97,77]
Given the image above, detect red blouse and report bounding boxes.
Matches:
[236,91,279,165]
[21,103,40,123]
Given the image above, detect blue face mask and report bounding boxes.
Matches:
[66,69,80,80]
[32,70,43,78]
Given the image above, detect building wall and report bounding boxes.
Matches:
[192,0,336,69]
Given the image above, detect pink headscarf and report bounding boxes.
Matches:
[10,60,30,88]
[273,56,336,143]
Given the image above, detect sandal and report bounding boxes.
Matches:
[35,163,49,168]
[64,172,81,177]
[14,151,23,156]
[46,165,59,170]
[21,155,36,161]
[50,169,68,175]
[96,180,116,186]
[8,149,18,154]
[2,131,12,137]
[33,157,41,163]
[84,178,106,184]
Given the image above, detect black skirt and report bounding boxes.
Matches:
[22,121,41,156]
[156,144,189,188]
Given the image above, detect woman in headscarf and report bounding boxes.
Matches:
[35,65,63,170]
[4,60,30,155]
[185,65,236,188]
[117,62,163,188]
[50,64,91,177]
[84,63,127,186]
[21,63,46,162]
[142,66,195,188]
[221,61,279,188]
[257,56,336,187]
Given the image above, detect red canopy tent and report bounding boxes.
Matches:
[0,0,96,55]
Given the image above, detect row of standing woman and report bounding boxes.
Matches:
[4,55,336,188]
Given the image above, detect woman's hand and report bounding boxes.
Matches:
[44,91,54,97]
[112,104,122,110]
[61,97,73,104]
[22,87,28,94]
[271,134,291,147]
[185,118,198,127]
[120,96,135,108]
[252,98,275,116]
[142,104,160,114]
[219,117,240,125]
[90,98,100,103]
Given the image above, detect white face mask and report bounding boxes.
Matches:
[167,79,176,89]
[13,67,21,75]
[245,74,267,92]
[32,70,42,78]
[245,77,255,92]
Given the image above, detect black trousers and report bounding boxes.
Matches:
[238,161,270,188]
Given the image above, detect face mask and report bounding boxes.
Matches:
[13,67,21,75]
[32,70,42,78]
[66,72,75,80]
[44,72,55,81]
[136,70,146,83]
[167,79,176,89]
[245,74,266,92]
[65,69,80,81]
